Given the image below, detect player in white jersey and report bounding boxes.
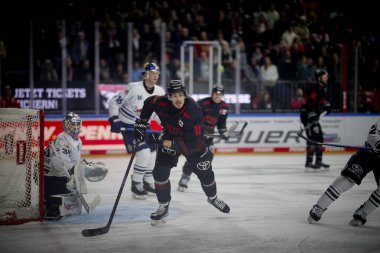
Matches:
[308,118,380,226]
[108,62,165,199]
[44,112,108,220]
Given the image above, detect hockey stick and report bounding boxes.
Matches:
[206,121,248,138]
[297,132,370,151]
[82,142,139,237]
[120,127,162,134]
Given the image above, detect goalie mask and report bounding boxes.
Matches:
[63,112,82,140]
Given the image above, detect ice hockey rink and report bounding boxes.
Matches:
[1,153,379,253]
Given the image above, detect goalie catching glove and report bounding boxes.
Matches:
[134,119,149,142]
[83,160,109,182]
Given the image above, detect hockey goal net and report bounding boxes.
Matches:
[0,108,44,225]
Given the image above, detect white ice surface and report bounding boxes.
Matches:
[1,153,379,253]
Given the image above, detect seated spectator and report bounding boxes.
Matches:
[251,87,273,111]
[290,88,305,109]
[0,85,20,108]
[40,59,58,82]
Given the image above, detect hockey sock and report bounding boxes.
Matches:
[362,188,380,216]
[144,151,156,184]
[182,161,192,176]
[132,149,150,183]
[155,179,171,203]
[317,175,355,209]
[201,180,217,198]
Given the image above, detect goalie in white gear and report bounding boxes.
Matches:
[108,62,165,199]
[44,112,108,220]
[308,118,380,226]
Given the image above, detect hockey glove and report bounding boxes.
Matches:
[134,119,149,142]
[151,132,163,143]
[322,102,332,115]
[219,128,229,140]
[307,112,319,123]
[108,116,121,133]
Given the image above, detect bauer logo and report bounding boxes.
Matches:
[350,164,363,175]
[16,141,27,165]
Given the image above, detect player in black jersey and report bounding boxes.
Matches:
[300,68,332,172]
[134,80,230,225]
[178,84,229,192]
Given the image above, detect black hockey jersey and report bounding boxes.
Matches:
[141,95,205,155]
[197,97,228,135]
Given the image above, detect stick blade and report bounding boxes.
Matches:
[82,226,109,237]
[224,121,239,137]
[90,195,101,212]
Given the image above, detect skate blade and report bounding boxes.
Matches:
[177,186,186,192]
[146,191,156,196]
[307,216,317,224]
[304,168,322,173]
[151,219,167,226]
[132,194,148,200]
[349,219,363,226]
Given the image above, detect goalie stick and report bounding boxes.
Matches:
[82,142,139,237]
[297,132,370,151]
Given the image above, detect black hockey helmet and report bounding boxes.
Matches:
[212,84,225,94]
[314,68,328,80]
[167,80,186,96]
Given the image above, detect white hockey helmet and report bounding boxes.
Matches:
[63,112,82,140]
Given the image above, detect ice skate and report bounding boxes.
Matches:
[349,205,367,226]
[44,205,63,221]
[308,204,326,223]
[315,162,330,171]
[143,180,156,195]
[178,175,190,192]
[44,197,63,221]
[131,180,148,199]
[207,196,230,213]
[150,201,170,226]
[304,163,322,173]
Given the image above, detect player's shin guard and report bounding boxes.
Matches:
[315,145,329,169]
[143,151,156,195]
[155,179,171,203]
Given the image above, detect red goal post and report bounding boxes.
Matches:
[0,108,44,225]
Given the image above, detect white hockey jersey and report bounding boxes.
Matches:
[108,81,165,124]
[365,118,380,156]
[44,132,82,178]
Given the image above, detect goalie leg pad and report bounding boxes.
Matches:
[50,193,82,217]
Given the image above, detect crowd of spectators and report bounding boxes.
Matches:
[3,0,380,112]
